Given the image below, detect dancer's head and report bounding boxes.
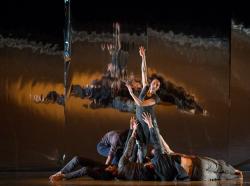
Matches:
[105,165,118,176]
[144,161,154,171]
[149,79,160,93]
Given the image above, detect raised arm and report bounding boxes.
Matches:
[142,113,162,155]
[122,117,135,154]
[121,117,138,160]
[139,46,148,87]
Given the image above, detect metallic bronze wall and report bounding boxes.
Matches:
[0,28,249,170]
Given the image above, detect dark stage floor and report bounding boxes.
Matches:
[0,172,249,186]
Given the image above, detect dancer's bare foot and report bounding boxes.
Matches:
[180,109,195,115]
[49,172,58,181]
[235,170,243,179]
[189,109,195,114]
[49,172,65,182]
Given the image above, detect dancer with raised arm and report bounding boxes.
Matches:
[125,46,173,163]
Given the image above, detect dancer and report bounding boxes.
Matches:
[49,156,117,182]
[125,46,173,163]
[97,129,129,165]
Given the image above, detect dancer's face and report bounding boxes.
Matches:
[144,161,154,170]
[149,79,160,93]
[105,165,118,175]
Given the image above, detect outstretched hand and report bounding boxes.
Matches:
[107,43,114,50]
[142,112,153,128]
[139,46,146,58]
[130,116,138,137]
[125,82,133,94]
[130,116,138,130]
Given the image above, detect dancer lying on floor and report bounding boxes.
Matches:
[49,116,155,182]
[141,112,243,181]
[49,113,242,182]
[49,118,136,182]
[49,156,118,182]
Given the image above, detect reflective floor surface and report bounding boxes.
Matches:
[0,172,249,186]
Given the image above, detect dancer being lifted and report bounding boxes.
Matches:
[125,46,173,163]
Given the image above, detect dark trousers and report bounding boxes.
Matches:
[60,156,104,179]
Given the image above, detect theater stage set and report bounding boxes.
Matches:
[0,1,250,186]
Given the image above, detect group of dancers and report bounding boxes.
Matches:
[49,45,242,182]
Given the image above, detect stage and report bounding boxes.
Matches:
[0,172,249,186]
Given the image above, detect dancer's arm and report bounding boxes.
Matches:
[116,22,121,51]
[118,118,138,170]
[122,117,136,156]
[126,83,156,107]
[105,156,112,165]
[139,46,148,87]
[122,118,138,159]
[105,135,119,165]
[142,113,161,155]
[159,134,174,154]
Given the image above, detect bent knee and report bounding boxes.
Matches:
[73,156,81,162]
